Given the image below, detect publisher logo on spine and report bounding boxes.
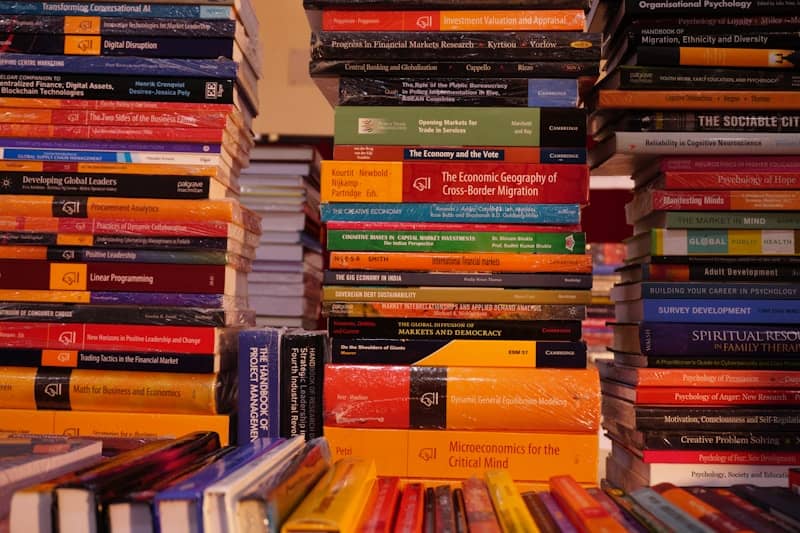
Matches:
[415,15,434,30]
[34,368,72,410]
[357,118,384,134]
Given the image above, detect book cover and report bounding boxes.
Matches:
[237,327,283,444]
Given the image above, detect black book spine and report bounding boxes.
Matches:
[310,31,600,61]
[279,331,327,440]
[328,317,582,340]
[617,66,800,90]
[640,430,800,451]
[0,348,220,373]
[634,407,800,431]
[617,111,800,133]
[627,0,800,16]
[322,270,593,289]
[304,0,591,8]
[0,302,243,326]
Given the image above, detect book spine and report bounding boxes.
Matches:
[599,89,800,110]
[0,196,246,225]
[332,145,587,164]
[323,286,590,304]
[311,59,599,79]
[659,170,800,188]
[0,366,225,414]
[358,477,401,533]
[0,321,227,354]
[395,483,425,533]
[328,318,582,341]
[601,484,669,532]
[331,338,587,368]
[237,328,281,445]
[652,228,800,255]
[325,230,586,253]
[337,77,580,107]
[619,405,800,432]
[629,30,800,49]
[632,463,792,487]
[323,365,600,432]
[0,259,232,294]
[617,66,800,90]
[320,202,581,224]
[628,488,711,532]
[327,252,593,273]
[643,450,800,465]
[0,107,236,127]
[321,10,586,31]
[0,172,225,200]
[83,236,235,252]
[0,347,221,373]
[585,488,648,533]
[461,478,503,533]
[0,408,232,444]
[627,386,800,406]
[621,111,800,133]
[632,355,800,370]
[323,270,592,289]
[3,217,239,237]
[644,263,800,283]
[305,0,592,8]
[536,492,579,532]
[520,492,560,533]
[0,289,239,307]
[0,72,236,104]
[639,298,800,323]
[639,430,800,451]
[324,221,582,232]
[549,475,627,532]
[636,281,800,299]
[659,154,800,171]
[0,123,231,143]
[727,485,800,529]
[320,161,590,204]
[636,45,800,69]
[0,161,225,178]
[616,131,800,155]
[484,471,541,533]
[322,302,586,321]
[0,303,251,327]
[0,3,235,19]
[615,366,800,388]
[1,245,232,265]
[627,0,798,15]
[639,323,800,357]
[311,31,599,61]
[333,107,587,147]
[656,211,800,229]
[433,485,457,532]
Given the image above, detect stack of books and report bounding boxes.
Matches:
[304,0,604,484]
[586,0,800,491]
[0,0,261,443]
[238,142,324,329]
[584,242,625,361]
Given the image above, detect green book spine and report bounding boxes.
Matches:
[333,106,586,147]
[326,230,586,254]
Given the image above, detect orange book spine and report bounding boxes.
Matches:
[321,10,585,31]
[324,426,599,483]
[0,367,227,415]
[549,476,627,533]
[599,90,800,110]
[0,96,235,112]
[626,368,800,388]
[0,123,228,143]
[651,483,754,532]
[328,252,592,273]
[0,160,223,177]
[0,108,234,128]
[394,482,425,533]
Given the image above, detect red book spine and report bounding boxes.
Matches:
[661,155,800,172]
[633,387,800,405]
[400,162,589,204]
[630,369,800,388]
[660,171,800,189]
[58,109,232,128]
[0,259,230,294]
[323,221,582,233]
[0,216,234,237]
[0,321,219,354]
[323,365,411,428]
[394,483,425,533]
[358,477,401,533]
[642,450,800,465]
[651,191,734,210]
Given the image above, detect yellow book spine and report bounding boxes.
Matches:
[323,426,599,483]
[485,470,541,533]
[282,457,377,533]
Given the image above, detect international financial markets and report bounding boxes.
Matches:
[42,2,156,13]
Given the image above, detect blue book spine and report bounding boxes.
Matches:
[641,299,800,323]
[0,138,222,152]
[639,322,800,356]
[237,329,282,445]
[320,203,581,224]
[526,79,578,107]
[641,282,800,299]
[0,53,239,78]
[1,2,233,19]
[89,291,230,307]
